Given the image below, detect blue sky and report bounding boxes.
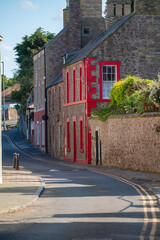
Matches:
[0,0,106,78]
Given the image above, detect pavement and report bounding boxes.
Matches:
[1,129,160,214]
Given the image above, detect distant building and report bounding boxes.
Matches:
[1,83,20,121]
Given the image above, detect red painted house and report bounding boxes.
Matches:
[63,55,121,163]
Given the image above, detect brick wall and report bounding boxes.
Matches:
[89,114,160,173]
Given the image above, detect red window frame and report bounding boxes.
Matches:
[79,117,84,152]
[67,118,70,152]
[73,67,76,102]
[99,61,121,101]
[67,70,70,103]
[79,65,82,101]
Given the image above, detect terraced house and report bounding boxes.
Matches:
[33,0,105,154]
[33,0,160,163]
[62,0,160,163]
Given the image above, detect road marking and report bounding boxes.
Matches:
[3,133,159,239]
[50,169,59,172]
[87,168,159,240]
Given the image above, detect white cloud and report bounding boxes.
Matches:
[20,1,39,10]
[1,44,13,51]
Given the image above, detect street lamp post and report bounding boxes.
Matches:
[0,35,3,184]
[2,62,5,131]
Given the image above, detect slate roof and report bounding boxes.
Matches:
[64,13,134,67]
[1,83,20,100]
[46,73,63,89]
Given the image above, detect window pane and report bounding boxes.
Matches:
[112,74,115,81]
[112,66,115,73]
[103,82,113,99]
[103,66,106,73]
[108,74,111,81]
[103,74,107,81]
[107,66,111,73]
[102,82,107,99]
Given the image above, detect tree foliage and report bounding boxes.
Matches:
[1,75,18,90]
[11,27,55,112]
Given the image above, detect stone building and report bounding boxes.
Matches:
[33,0,105,154]
[63,0,160,163]
[46,0,105,157]
[47,75,63,158]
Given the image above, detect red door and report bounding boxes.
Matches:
[73,121,77,162]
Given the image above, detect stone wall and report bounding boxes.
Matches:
[89,114,160,173]
[69,0,105,50]
[135,0,160,15]
[47,82,63,159]
[106,0,131,28]
[45,26,70,87]
[91,15,160,81]
[6,108,18,120]
[33,49,45,112]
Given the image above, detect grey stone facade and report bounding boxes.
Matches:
[47,80,63,158]
[46,0,105,158]
[91,15,160,82]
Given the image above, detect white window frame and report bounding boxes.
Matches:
[102,65,117,99]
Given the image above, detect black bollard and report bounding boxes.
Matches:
[16,154,19,170]
[13,153,16,169]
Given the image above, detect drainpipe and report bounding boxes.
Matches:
[44,48,48,154]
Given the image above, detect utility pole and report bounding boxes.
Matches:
[2,62,6,131]
[0,35,3,183]
[2,62,5,131]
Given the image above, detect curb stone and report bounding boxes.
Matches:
[0,177,45,214]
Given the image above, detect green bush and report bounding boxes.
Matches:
[149,79,160,107]
[92,76,157,121]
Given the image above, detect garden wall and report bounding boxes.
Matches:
[89,113,160,173]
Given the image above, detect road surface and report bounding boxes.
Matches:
[0,133,160,240]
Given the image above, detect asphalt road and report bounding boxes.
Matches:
[0,134,160,240]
